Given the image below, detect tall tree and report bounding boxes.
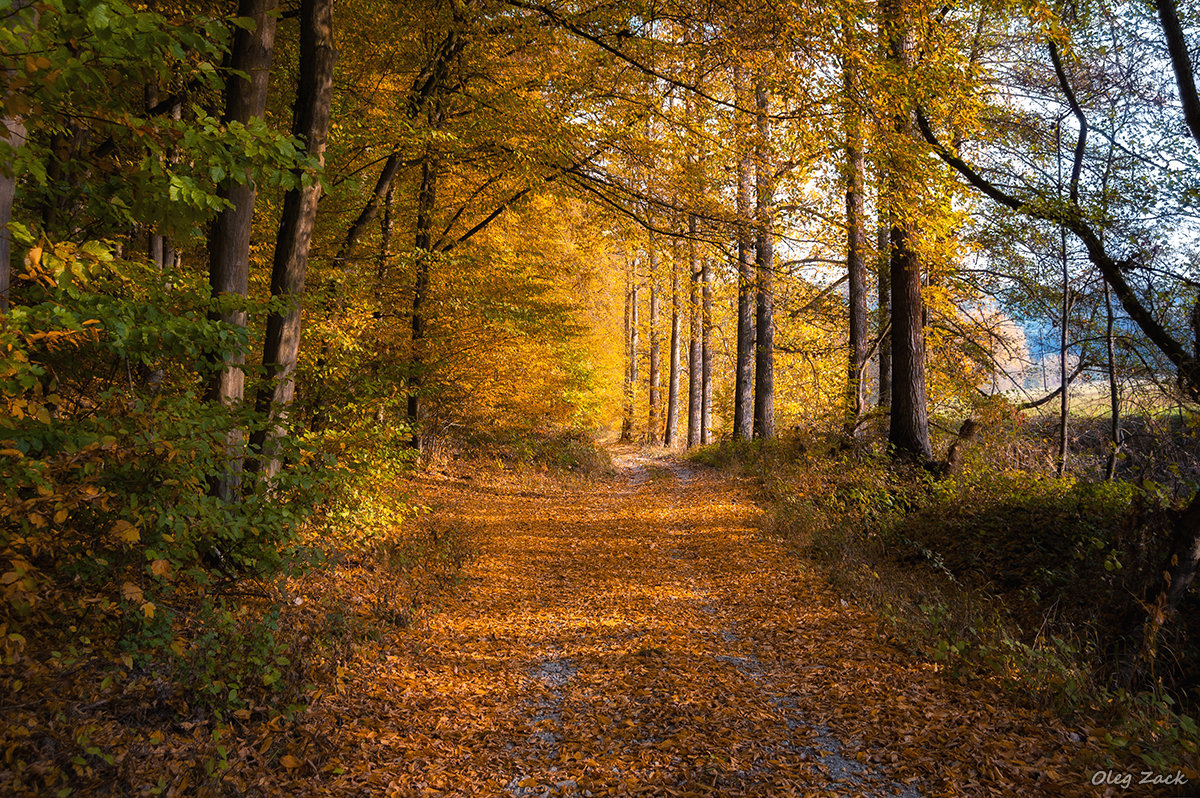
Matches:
[876,222,891,410]
[753,78,775,439]
[207,0,279,496]
[732,62,756,440]
[647,229,661,443]
[881,0,932,460]
[687,216,702,447]
[843,20,869,437]
[408,144,440,450]
[664,235,682,446]
[251,0,336,476]
[701,254,713,443]
[622,254,639,442]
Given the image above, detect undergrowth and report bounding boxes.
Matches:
[694,433,1200,777]
[430,425,614,477]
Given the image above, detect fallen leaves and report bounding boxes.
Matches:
[0,450,1173,796]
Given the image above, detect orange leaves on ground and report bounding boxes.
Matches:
[0,450,1165,796]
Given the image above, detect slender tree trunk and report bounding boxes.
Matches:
[665,239,682,446]
[753,79,775,440]
[648,231,661,444]
[1104,282,1121,479]
[252,0,335,477]
[408,148,439,451]
[701,255,713,444]
[1057,223,1070,477]
[337,153,406,264]
[206,0,279,498]
[630,270,640,437]
[877,221,891,409]
[622,257,634,442]
[687,216,702,448]
[733,65,755,440]
[377,184,395,284]
[843,36,868,437]
[883,0,931,461]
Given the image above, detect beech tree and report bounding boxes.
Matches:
[251,0,336,476]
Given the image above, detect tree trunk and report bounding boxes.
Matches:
[1057,224,1070,477]
[648,231,661,444]
[337,152,406,264]
[843,37,868,437]
[206,0,279,498]
[1104,281,1121,479]
[408,149,439,451]
[888,225,932,460]
[687,216,702,448]
[753,79,775,440]
[701,255,713,444]
[877,221,891,409]
[252,0,335,477]
[882,0,931,461]
[377,183,395,284]
[0,1,37,313]
[628,255,638,441]
[733,65,755,440]
[665,240,682,447]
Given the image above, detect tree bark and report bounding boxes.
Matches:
[753,79,775,440]
[882,0,931,461]
[647,231,661,444]
[408,148,439,451]
[701,255,713,444]
[628,255,638,441]
[888,225,932,460]
[206,0,279,498]
[1057,223,1070,477]
[876,221,891,409]
[687,215,702,447]
[337,152,406,265]
[1104,282,1121,479]
[732,65,755,440]
[377,184,395,284]
[665,238,682,446]
[843,42,868,437]
[252,0,335,477]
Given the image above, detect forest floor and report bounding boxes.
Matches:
[245,445,1161,798]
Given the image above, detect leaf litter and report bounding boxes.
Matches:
[267,446,1144,797]
[3,446,1177,796]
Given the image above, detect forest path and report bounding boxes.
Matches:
[286,447,1100,797]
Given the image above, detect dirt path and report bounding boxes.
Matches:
[279,449,1113,797]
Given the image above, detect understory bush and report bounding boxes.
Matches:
[0,237,331,715]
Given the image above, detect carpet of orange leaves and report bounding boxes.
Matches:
[262,449,1144,797]
[4,448,1180,796]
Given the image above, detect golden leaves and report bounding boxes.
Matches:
[112,519,140,544]
[0,453,1149,796]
